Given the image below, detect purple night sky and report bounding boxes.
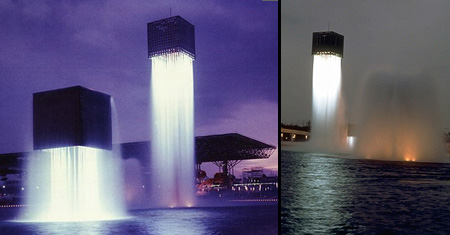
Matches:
[0,1,278,177]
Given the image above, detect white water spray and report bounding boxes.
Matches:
[150,52,195,207]
[354,73,447,162]
[23,146,126,222]
[310,54,347,152]
[21,96,126,222]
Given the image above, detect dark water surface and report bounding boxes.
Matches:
[1,205,277,234]
[281,151,450,234]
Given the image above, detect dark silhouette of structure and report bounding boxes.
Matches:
[33,86,112,150]
[147,15,196,59]
[312,31,344,57]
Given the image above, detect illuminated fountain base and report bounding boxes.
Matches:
[22,146,126,222]
[150,52,195,208]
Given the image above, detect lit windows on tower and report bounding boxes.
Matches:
[147,15,195,59]
[148,15,196,207]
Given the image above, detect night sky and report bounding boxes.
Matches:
[282,1,450,131]
[0,1,278,176]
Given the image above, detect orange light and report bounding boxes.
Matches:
[404,153,416,162]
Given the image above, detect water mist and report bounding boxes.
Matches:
[21,86,126,222]
[150,52,195,208]
[354,72,447,162]
[147,16,196,208]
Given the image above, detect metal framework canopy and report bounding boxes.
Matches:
[195,133,275,164]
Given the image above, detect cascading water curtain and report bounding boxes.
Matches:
[151,52,195,207]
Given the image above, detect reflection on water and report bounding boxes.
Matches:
[3,206,277,234]
[282,151,450,234]
[282,152,355,234]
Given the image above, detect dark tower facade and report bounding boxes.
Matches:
[147,15,196,59]
[312,31,344,57]
[33,86,112,150]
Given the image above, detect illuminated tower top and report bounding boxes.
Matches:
[147,15,195,59]
[312,31,344,58]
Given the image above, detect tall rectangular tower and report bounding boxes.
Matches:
[148,15,196,208]
[311,31,346,152]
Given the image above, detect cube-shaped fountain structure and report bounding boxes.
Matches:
[33,86,112,150]
[147,15,196,59]
[312,31,344,57]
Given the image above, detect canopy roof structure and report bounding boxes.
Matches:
[0,152,31,179]
[0,133,275,177]
[0,152,30,169]
[195,133,275,164]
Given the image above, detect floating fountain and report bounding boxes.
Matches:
[21,86,126,221]
[310,31,348,153]
[354,72,447,162]
[148,16,196,207]
[305,32,447,162]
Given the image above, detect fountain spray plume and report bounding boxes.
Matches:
[150,52,195,207]
[21,86,127,222]
[148,16,196,208]
[354,72,447,162]
[309,31,348,153]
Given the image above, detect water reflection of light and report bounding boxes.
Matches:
[290,154,355,232]
[30,220,111,235]
[8,207,276,234]
[149,208,207,235]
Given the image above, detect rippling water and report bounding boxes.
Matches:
[1,206,277,234]
[281,151,450,234]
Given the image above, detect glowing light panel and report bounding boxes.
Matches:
[150,52,195,207]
